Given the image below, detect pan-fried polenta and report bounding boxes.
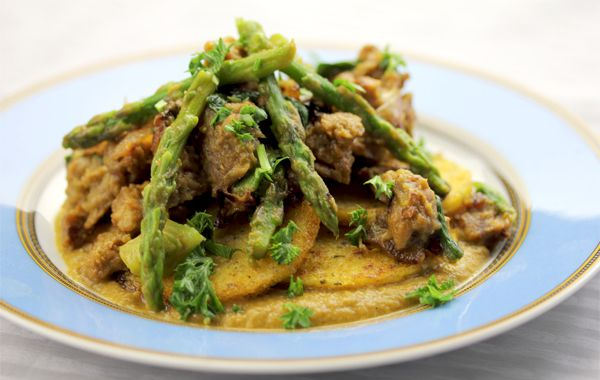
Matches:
[58,19,516,329]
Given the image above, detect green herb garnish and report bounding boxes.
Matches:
[287,276,304,298]
[344,207,368,246]
[169,252,223,320]
[405,275,456,307]
[224,105,267,142]
[188,38,230,75]
[204,240,238,259]
[269,221,301,265]
[154,99,168,112]
[280,303,313,329]
[231,304,243,314]
[380,45,406,73]
[364,175,394,199]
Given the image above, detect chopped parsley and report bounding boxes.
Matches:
[364,175,394,199]
[169,252,223,320]
[379,45,406,73]
[280,303,313,329]
[224,105,267,142]
[154,99,168,112]
[287,276,304,298]
[269,221,301,265]
[344,207,368,246]
[186,211,238,259]
[188,38,229,75]
[211,106,232,126]
[204,240,237,259]
[231,304,243,314]
[405,275,456,307]
[169,211,241,321]
[333,78,366,94]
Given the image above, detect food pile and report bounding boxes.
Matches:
[60,20,516,329]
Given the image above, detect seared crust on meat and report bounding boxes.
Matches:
[306,112,364,184]
[452,192,514,245]
[367,169,440,263]
[77,227,131,283]
[201,101,262,196]
[111,184,144,234]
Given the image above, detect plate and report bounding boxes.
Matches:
[1,47,599,374]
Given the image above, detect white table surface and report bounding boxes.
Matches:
[1,0,598,379]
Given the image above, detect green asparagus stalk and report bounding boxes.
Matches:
[435,195,463,260]
[237,19,339,235]
[140,44,227,310]
[282,62,450,197]
[259,76,339,235]
[62,79,191,149]
[62,41,297,149]
[247,146,287,258]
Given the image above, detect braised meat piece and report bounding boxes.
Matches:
[201,102,263,196]
[111,184,144,234]
[334,45,414,134]
[366,169,440,263]
[62,126,154,247]
[305,112,365,184]
[452,192,514,245]
[77,227,131,283]
[62,151,122,247]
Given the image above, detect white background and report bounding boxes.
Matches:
[1,0,598,379]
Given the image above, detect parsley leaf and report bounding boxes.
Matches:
[269,221,301,265]
[224,105,267,142]
[287,276,304,298]
[225,120,255,142]
[206,94,227,111]
[364,175,394,199]
[188,38,229,75]
[333,78,366,94]
[405,275,456,307]
[186,211,215,236]
[231,304,243,314]
[154,99,168,112]
[379,45,406,73]
[169,252,223,320]
[344,207,368,246]
[280,303,313,329]
[187,211,237,258]
[204,240,238,259]
[211,106,232,126]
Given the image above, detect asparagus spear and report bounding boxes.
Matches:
[62,41,297,149]
[435,195,463,260]
[259,76,339,235]
[237,19,339,235]
[139,42,228,311]
[247,146,287,258]
[282,62,450,197]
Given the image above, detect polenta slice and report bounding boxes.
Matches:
[210,201,320,301]
[297,232,423,290]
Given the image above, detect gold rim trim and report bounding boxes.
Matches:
[0,42,598,370]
